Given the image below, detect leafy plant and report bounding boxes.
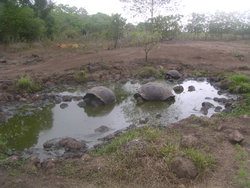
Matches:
[136,66,157,78]
[229,74,250,93]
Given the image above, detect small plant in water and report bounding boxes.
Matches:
[16,76,42,92]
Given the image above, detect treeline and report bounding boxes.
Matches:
[1,0,250,44]
[185,12,250,40]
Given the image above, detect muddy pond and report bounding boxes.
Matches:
[0,79,234,158]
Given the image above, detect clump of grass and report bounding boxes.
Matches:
[16,76,42,92]
[90,126,162,156]
[136,66,157,78]
[0,134,7,160]
[234,144,250,187]
[192,70,210,77]
[74,69,90,82]
[229,74,250,93]
[185,148,214,171]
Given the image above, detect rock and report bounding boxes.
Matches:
[44,137,86,152]
[200,106,208,115]
[197,77,205,82]
[156,113,162,119]
[99,134,115,141]
[219,80,231,90]
[202,102,214,109]
[213,97,228,104]
[7,155,20,163]
[58,137,87,152]
[77,101,86,108]
[188,86,195,92]
[73,96,82,101]
[60,103,68,109]
[139,117,149,124]
[94,125,110,133]
[180,135,198,148]
[41,158,58,169]
[229,130,244,144]
[62,95,72,102]
[81,153,91,161]
[173,85,184,94]
[0,58,7,63]
[172,157,198,179]
[214,106,222,112]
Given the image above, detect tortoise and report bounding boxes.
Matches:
[166,70,182,79]
[83,86,116,107]
[134,82,175,102]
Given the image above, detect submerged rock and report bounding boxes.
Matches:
[173,85,184,94]
[188,86,195,92]
[94,125,110,133]
[60,103,68,109]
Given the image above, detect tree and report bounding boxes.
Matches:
[120,0,178,21]
[134,31,161,62]
[109,14,126,48]
[186,13,207,39]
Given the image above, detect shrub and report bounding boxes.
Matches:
[136,66,157,78]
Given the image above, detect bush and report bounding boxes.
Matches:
[74,69,90,82]
[16,76,42,92]
[136,66,157,78]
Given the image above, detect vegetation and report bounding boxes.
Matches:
[16,76,42,92]
[234,144,250,187]
[229,74,250,93]
[73,69,90,82]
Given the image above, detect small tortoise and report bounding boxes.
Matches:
[134,82,175,102]
[166,70,182,79]
[83,86,116,107]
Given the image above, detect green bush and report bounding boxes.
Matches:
[74,69,90,82]
[16,76,42,92]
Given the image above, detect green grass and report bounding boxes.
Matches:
[136,66,157,78]
[192,70,211,77]
[74,69,90,82]
[234,144,250,187]
[16,76,42,92]
[185,148,214,171]
[229,74,250,93]
[90,126,162,156]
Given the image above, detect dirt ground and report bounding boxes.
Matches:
[0,40,250,188]
[1,40,250,83]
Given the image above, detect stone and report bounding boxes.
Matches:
[139,117,149,124]
[229,130,244,144]
[180,135,198,148]
[215,106,222,112]
[77,101,86,108]
[173,85,184,94]
[156,113,162,119]
[62,95,72,102]
[94,125,110,133]
[188,86,195,92]
[81,154,91,161]
[60,103,68,109]
[41,158,58,169]
[213,97,228,104]
[58,137,87,152]
[172,157,198,179]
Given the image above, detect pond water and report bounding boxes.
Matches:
[0,79,233,153]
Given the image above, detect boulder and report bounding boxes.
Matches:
[94,125,110,133]
[172,157,198,179]
[188,86,195,92]
[229,130,244,144]
[173,85,184,94]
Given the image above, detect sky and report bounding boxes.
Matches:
[54,0,250,23]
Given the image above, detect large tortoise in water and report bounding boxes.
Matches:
[134,82,175,102]
[83,86,116,107]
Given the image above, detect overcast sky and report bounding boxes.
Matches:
[54,0,250,23]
